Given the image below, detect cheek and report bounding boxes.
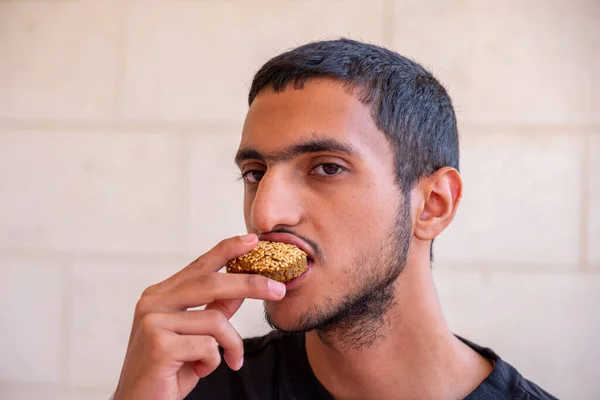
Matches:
[314,191,398,268]
[328,190,397,237]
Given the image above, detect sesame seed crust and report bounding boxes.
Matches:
[226,240,308,283]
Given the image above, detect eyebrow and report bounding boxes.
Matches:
[234,137,363,166]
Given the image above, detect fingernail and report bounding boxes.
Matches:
[239,233,257,243]
[238,356,244,370]
[268,280,286,297]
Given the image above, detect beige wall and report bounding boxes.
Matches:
[0,1,598,399]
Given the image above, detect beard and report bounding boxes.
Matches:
[265,196,412,350]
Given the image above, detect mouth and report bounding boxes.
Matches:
[284,259,313,290]
[257,232,315,290]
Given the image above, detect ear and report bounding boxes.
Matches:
[413,167,462,241]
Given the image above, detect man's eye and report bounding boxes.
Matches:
[242,170,265,183]
[311,163,346,176]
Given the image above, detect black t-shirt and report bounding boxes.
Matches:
[186,330,558,400]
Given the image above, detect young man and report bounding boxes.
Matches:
[113,39,557,400]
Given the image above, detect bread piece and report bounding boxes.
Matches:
[227,240,308,283]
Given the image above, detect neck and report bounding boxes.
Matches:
[305,254,493,400]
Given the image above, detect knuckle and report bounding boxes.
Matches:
[246,274,266,292]
[149,333,171,360]
[187,274,215,299]
[202,336,219,351]
[195,337,222,375]
[182,336,195,356]
[196,274,219,303]
[196,272,214,287]
[207,349,222,367]
[203,341,222,370]
[134,294,156,317]
[134,298,149,317]
[189,255,206,270]
[205,309,228,331]
[139,313,161,332]
[141,283,159,297]
[213,238,230,255]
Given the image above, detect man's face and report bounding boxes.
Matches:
[236,78,410,333]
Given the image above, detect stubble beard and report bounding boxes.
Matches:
[265,198,412,350]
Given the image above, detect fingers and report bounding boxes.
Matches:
[209,273,286,302]
[142,234,260,295]
[146,310,245,371]
[171,335,222,376]
[140,273,286,313]
[117,235,270,398]
[199,234,259,273]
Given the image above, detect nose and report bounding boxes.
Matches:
[248,169,302,233]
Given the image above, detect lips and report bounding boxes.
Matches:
[257,232,315,262]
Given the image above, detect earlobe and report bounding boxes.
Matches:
[414,167,462,241]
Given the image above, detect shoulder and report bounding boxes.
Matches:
[510,372,559,400]
[459,337,558,400]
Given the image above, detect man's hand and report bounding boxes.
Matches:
[112,234,286,400]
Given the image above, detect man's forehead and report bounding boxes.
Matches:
[238,80,392,164]
[242,80,361,133]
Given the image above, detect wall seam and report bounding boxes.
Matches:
[580,133,591,270]
[58,260,73,385]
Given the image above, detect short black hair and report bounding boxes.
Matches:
[248,38,460,261]
[249,38,459,193]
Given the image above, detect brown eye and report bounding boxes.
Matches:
[311,163,346,176]
[242,170,265,183]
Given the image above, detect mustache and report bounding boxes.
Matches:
[272,227,322,260]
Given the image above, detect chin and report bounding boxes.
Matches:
[264,299,312,333]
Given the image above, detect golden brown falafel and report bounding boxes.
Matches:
[227,240,308,283]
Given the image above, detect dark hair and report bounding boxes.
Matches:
[248,38,459,261]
